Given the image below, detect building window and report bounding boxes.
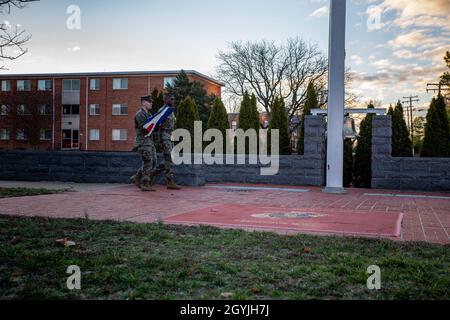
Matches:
[0,105,9,116]
[90,79,100,90]
[17,105,31,115]
[89,104,100,116]
[38,79,52,91]
[62,104,80,115]
[164,77,176,89]
[1,80,11,92]
[0,128,9,140]
[112,103,128,115]
[62,79,80,91]
[89,129,100,141]
[112,129,127,141]
[16,129,28,141]
[112,78,128,90]
[39,105,52,115]
[40,129,52,141]
[17,80,31,91]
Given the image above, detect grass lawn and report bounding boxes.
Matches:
[0,216,448,300]
[0,187,69,198]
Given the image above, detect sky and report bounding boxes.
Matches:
[0,0,449,112]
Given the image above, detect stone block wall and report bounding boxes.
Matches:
[0,116,327,187]
[372,116,450,191]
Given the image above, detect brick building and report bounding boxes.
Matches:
[0,70,222,152]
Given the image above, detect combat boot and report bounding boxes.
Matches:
[141,179,156,192]
[167,179,182,190]
[130,174,141,189]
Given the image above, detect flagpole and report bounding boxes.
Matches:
[324,0,347,194]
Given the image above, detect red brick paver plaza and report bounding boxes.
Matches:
[0,183,449,244]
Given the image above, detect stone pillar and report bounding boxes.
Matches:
[371,115,397,189]
[372,115,392,160]
[303,115,327,185]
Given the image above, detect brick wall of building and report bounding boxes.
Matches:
[0,71,222,152]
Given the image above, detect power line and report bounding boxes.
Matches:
[402,95,419,156]
[426,82,450,95]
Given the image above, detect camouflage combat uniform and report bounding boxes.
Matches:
[133,107,157,190]
[156,110,176,183]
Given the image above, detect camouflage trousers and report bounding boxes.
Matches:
[156,130,174,181]
[135,143,157,185]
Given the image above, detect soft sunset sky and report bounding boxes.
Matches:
[1,0,449,110]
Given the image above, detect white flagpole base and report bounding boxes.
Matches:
[323,187,347,194]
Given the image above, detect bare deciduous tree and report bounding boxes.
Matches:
[217,38,327,117]
[217,38,360,117]
[0,0,38,69]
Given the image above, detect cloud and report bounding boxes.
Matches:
[350,63,447,103]
[371,59,391,69]
[379,0,450,19]
[3,20,11,29]
[393,49,416,59]
[67,45,81,52]
[387,30,446,50]
[309,6,328,18]
[351,55,364,65]
[378,0,450,31]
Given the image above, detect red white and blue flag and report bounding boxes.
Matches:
[143,106,174,137]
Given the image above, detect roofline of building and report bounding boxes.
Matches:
[0,70,224,87]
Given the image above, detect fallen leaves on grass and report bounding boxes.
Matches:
[250,288,261,294]
[303,247,312,254]
[56,238,76,247]
[220,292,233,298]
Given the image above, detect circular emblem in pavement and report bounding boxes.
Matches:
[251,212,325,219]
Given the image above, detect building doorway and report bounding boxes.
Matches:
[62,129,79,150]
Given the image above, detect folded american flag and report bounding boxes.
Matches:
[143,106,174,137]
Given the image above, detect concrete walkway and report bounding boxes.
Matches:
[0,180,127,192]
[0,182,449,244]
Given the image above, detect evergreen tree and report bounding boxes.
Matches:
[297,82,318,155]
[391,101,413,157]
[422,95,450,157]
[387,105,394,117]
[343,138,354,187]
[412,117,425,155]
[236,92,260,154]
[434,95,450,150]
[250,94,260,132]
[175,96,200,150]
[207,98,230,153]
[150,88,164,114]
[354,103,374,188]
[268,97,290,155]
[166,70,213,127]
[441,51,450,87]
[237,92,259,131]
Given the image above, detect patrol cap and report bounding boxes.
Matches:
[141,95,153,102]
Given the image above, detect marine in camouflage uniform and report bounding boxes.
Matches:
[131,95,158,192]
[154,95,181,190]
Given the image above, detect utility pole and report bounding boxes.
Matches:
[426,82,450,96]
[402,95,419,156]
